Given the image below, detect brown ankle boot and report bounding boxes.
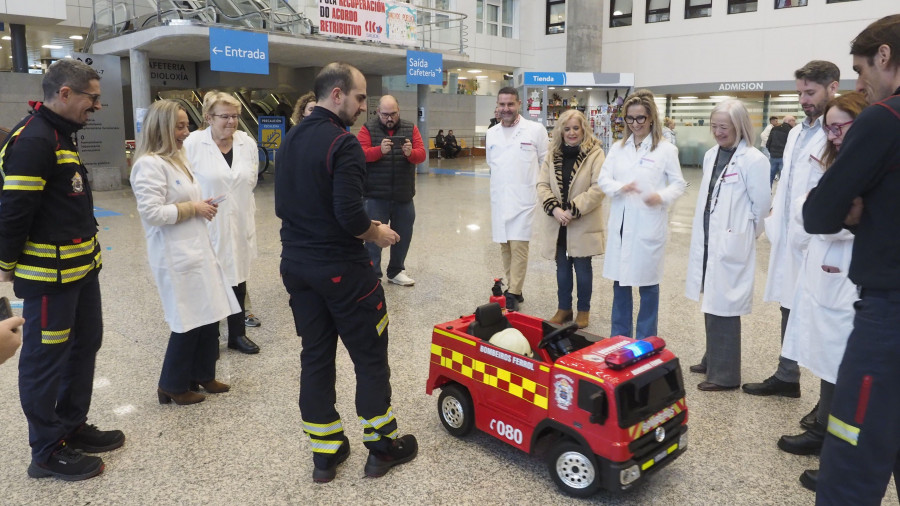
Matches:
[157,387,205,405]
[549,310,573,324]
[575,311,590,329]
[190,380,231,394]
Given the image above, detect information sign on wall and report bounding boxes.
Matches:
[72,53,127,177]
[317,0,417,47]
[258,115,284,162]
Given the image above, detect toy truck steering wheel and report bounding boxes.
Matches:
[538,321,580,350]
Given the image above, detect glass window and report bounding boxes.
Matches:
[774,0,807,8]
[476,0,483,33]
[646,0,670,23]
[685,0,712,19]
[728,0,757,13]
[610,0,633,27]
[477,0,515,39]
[547,0,565,34]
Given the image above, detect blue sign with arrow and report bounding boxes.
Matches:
[209,27,269,75]
[406,50,443,86]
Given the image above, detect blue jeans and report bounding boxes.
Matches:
[364,198,415,279]
[769,157,784,185]
[556,247,592,312]
[611,281,659,339]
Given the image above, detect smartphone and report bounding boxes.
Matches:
[0,296,12,320]
[209,194,227,205]
[389,136,409,146]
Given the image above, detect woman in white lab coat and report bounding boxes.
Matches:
[598,90,686,339]
[777,92,866,466]
[184,91,260,355]
[685,99,771,391]
[131,100,240,405]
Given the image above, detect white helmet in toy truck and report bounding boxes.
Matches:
[489,328,534,358]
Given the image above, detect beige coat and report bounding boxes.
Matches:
[536,143,608,260]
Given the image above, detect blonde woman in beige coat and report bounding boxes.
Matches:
[537,109,608,329]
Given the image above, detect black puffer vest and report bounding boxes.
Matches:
[363,116,416,202]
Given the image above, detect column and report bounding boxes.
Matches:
[417,84,429,173]
[129,49,151,150]
[566,0,603,72]
[11,24,27,74]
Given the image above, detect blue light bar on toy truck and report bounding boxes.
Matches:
[605,337,667,370]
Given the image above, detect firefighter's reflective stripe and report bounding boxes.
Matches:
[56,150,81,165]
[23,241,57,258]
[60,251,102,283]
[309,438,343,454]
[2,175,46,191]
[41,328,70,345]
[431,343,549,409]
[302,419,343,437]
[640,442,680,471]
[0,124,27,178]
[16,250,101,284]
[363,428,397,442]
[0,259,15,270]
[376,312,389,336]
[827,414,860,446]
[627,397,687,440]
[359,406,395,430]
[59,238,97,259]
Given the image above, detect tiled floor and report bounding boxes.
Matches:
[1,156,896,505]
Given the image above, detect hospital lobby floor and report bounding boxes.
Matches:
[1,156,896,505]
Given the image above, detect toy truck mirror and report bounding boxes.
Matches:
[578,381,608,425]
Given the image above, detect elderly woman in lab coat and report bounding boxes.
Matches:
[777,93,866,473]
[598,90,685,340]
[685,99,771,391]
[131,100,240,405]
[184,91,260,355]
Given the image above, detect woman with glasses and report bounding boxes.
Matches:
[537,110,608,329]
[777,92,867,485]
[131,100,240,405]
[598,90,685,340]
[685,99,771,391]
[183,91,261,355]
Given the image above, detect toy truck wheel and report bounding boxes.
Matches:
[437,384,474,437]
[547,441,602,497]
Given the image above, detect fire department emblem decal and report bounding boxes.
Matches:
[553,374,574,410]
[71,172,84,193]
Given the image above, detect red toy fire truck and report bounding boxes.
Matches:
[426,302,688,497]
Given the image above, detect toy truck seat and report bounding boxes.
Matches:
[466,303,511,340]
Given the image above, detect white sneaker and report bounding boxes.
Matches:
[388,272,415,286]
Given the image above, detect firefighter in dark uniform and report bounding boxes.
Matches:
[0,59,124,481]
[275,62,418,483]
[803,14,900,504]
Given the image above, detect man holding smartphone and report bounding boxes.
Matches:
[356,95,426,286]
[0,59,123,481]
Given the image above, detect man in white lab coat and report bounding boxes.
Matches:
[486,87,549,311]
[743,60,839,399]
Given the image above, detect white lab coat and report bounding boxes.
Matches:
[781,196,856,384]
[131,154,240,333]
[685,141,771,316]
[486,116,549,243]
[763,122,827,308]
[598,136,685,286]
[183,128,258,287]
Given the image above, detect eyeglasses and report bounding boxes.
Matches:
[823,120,853,137]
[212,114,240,121]
[624,115,648,125]
[378,112,399,119]
[68,88,101,104]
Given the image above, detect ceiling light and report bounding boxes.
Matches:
[467,69,482,73]
[42,44,63,49]
[613,10,623,15]
[678,96,698,99]
[585,88,593,90]
[456,68,461,71]
[548,87,555,90]
[490,80,497,83]
[577,89,583,92]
[476,75,488,79]
[70,35,84,40]
[779,93,798,97]
[563,88,570,91]
[709,95,733,100]
[458,76,467,80]
[2,36,10,40]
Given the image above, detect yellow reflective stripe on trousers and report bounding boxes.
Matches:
[302,419,343,437]
[376,313,388,336]
[363,428,398,442]
[59,238,96,259]
[309,438,343,454]
[827,414,860,446]
[2,175,46,191]
[57,150,81,165]
[42,329,70,344]
[23,241,58,259]
[359,407,394,430]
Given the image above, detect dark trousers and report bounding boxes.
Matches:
[699,313,741,387]
[364,198,415,279]
[444,145,461,158]
[158,322,219,394]
[280,258,398,466]
[775,306,800,383]
[226,281,247,340]
[19,272,102,462]
[817,294,900,505]
[555,246,592,312]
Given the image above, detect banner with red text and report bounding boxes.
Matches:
[317,0,417,47]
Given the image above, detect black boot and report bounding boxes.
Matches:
[799,469,818,492]
[778,424,825,455]
[800,402,819,430]
[228,335,260,354]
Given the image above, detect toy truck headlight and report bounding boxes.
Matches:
[679,432,688,450]
[606,337,666,370]
[620,464,640,486]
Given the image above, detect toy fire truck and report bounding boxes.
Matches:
[426,302,688,497]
